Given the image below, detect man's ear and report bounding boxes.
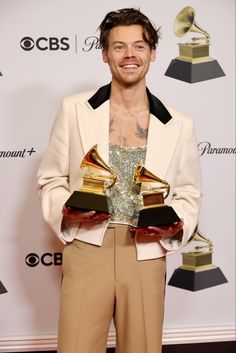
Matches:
[102,48,109,63]
[150,49,156,62]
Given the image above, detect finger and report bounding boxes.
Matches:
[83,210,96,217]
[93,213,111,220]
[148,226,161,231]
[177,220,184,229]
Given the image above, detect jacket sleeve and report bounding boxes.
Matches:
[37,98,72,242]
[160,117,203,254]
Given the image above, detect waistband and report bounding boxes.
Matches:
[108,223,130,229]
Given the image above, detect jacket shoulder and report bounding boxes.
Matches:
[166,105,194,126]
[62,89,97,106]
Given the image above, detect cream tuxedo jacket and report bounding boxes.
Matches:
[37,84,202,260]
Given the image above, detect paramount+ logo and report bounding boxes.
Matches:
[25,252,62,267]
[20,36,70,51]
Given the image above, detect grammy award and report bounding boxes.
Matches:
[133,164,180,227]
[168,229,228,291]
[65,144,117,213]
[165,6,225,83]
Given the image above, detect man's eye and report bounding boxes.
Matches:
[135,45,145,50]
[114,45,124,51]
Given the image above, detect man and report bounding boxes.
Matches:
[37,8,202,353]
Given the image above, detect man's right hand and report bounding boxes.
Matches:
[62,206,111,226]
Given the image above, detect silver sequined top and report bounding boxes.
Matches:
[108,142,146,226]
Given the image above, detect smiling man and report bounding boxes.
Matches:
[37,8,202,353]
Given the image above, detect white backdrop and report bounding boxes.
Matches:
[0,0,235,351]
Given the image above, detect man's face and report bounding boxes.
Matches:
[102,25,156,86]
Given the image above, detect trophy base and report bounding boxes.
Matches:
[165,58,225,83]
[168,266,228,291]
[137,205,180,227]
[65,191,110,213]
[0,281,7,294]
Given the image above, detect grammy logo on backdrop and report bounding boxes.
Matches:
[168,229,228,291]
[0,281,7,295]
[165,6,225,83]
[133,164,180,227]
[65,144,117,213]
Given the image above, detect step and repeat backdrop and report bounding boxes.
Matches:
[0,0,235,351]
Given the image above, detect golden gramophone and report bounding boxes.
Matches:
[65,144,117,213]
[168,229,228,291]
[133,164,180,227]
[165,6,225,83]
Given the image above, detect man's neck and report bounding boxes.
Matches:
[110,81,149,113]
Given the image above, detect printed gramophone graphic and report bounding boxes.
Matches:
[165,6,225,83]
[0,281,7,295]
[133,164,180,227]
[65,144,117,212]
[168,229,228,291]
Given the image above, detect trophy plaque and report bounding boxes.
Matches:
[65,145,117,213]
[165,6,225,83]
[168,229,228,291]
[133,164,180,227]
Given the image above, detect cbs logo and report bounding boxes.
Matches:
[20,36,70,51]
[25,252,62,267]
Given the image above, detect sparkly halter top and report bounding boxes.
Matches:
[108,142,146,226]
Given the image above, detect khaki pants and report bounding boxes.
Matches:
[58,224,166,353]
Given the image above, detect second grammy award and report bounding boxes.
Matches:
[65,145,117,213]
[133,164,180,227]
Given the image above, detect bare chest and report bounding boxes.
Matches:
[109,110,150,147]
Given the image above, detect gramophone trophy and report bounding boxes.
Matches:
[165,6,225,83]
[168,229,228,291]
[133,164,180,227]
[65,144,117,213]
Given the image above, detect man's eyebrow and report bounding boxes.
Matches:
[111,41,124,45]
[111,40,146,45]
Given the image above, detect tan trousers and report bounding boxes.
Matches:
[58,224,166,353]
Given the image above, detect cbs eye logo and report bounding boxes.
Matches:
[25,252,62,267]
[20,36,70,51]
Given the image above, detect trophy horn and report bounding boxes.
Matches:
[81,144,117,188]
[189,228,214,252]
[174,6,210,43]
[133,164,170,198]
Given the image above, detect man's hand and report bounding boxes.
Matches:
[130,219,184,238]
[62,206,111,226]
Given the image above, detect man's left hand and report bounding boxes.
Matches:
[130,219,184,238]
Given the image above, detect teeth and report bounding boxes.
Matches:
[123,64,138,68]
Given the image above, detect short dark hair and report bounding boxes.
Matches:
[98,8,161,50]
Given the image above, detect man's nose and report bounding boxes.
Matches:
[124,45,135,57]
